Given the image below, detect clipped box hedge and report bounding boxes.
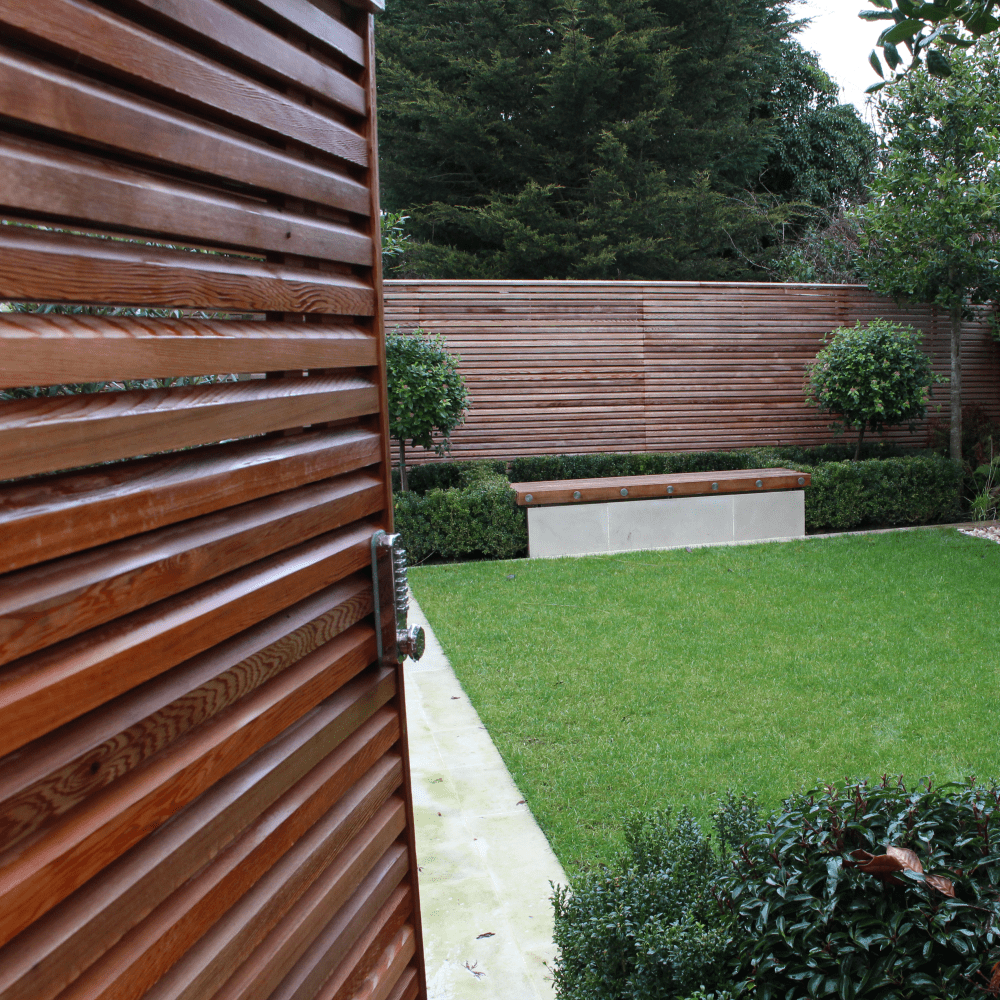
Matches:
[394,447,964,563]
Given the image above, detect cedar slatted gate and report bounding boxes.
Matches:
[384,280,1000,460]
[0,2,426,1000]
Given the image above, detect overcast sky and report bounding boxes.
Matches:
[792,0,888,121]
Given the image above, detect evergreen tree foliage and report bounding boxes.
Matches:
[386,328,471,491]
[376,0,874,280]
[861,38,1000,460]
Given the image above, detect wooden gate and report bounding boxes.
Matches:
[0,2,425,999]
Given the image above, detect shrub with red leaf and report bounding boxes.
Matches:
[722,776,1000,999]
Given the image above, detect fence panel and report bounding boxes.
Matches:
[384,280,1000,460]
[0,2,425,1000]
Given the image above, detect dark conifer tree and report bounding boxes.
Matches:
[376,0,874,279]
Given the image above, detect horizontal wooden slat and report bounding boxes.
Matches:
[0,473,381,664]
[0,135,371,263]
[61,761,405,1000]
[384,279,1000,460]
[0,373,378,480]
[0,574,373,848]
[512,468,811,505]
[242,0,366,67]
[0,671,398,1000]
[268,874,409,1000]
[210,838,409,1000]
[0,227,375,314]
[0,316,377,388]
[332,925,414,1000]
[0,0,368,166]
[118,0,366,114]
[0,623,379,947]
[385,968,420,1000]
[0,426,383,574]
[140,797,407,1000]
[0,47,370,215]
[0,520,378,758]
[318,893,414,1000]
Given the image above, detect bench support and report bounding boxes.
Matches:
[527,490,806,558]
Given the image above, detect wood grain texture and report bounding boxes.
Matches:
[209,839,408,1000]
[59,760,404,1000]
[268,871,410,1000]
[347,926,416,1000]
[0,426,382,574]
[511,468,811,506]
[0,575,372,810]
[117,0,366,114]
[384,280,1000,459]
[140,797,407,1000]
[385,968,420,1000]
[0,227,375,314]
[242,0,366,66]
[0,315,377,388]
[318,890,414,1000]
[0,47,370,215]
[0,7,423,1000]
[0,373,378,480]
[0,473,381,664]
[0,520,378,758]
[0,0,369,166]
[0,672,398,1000]
[0,575,373,850]
[0,313,378,388]
[0,135,372,263]
[0,624,378,947]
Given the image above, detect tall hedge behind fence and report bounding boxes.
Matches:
[384,280,1000,462]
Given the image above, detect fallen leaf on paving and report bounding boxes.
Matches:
[516,799,526,805]
[477,932,496,939]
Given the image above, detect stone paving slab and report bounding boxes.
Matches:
[405,597,566,1000]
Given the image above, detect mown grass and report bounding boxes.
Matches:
[408,529,1000,873]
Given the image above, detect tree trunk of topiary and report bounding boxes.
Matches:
[398,440,408,492]
[855,423,865,462]
[950,301,963,464]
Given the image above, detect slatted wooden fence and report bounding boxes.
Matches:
[0,3,425,1000]
[384,280,1000,460]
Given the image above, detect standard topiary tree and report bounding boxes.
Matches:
[860,39,1000,461]
[805,320,937,461]
[386,327,470,491]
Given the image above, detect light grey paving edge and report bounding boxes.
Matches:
[404,597,567,1000]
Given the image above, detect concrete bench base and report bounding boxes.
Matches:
[527,490,806,558]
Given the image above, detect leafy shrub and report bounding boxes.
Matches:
[393,473,526,562]
[508,444,930,485]
[386,327,470,490]
[395,448,963,562]
[552,805,756,1000]
[805,321,939,461]
[723,777,1000,1000]
[391,459,507,495]
[804,455,963,531]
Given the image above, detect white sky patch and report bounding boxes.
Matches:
[792,0,889,123]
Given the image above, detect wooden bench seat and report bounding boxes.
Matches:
[510,467,810,507]
[510,467,811,558]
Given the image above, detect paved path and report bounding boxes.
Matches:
[405,598,566,1000]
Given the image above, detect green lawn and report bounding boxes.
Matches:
[408,529,1000,873]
